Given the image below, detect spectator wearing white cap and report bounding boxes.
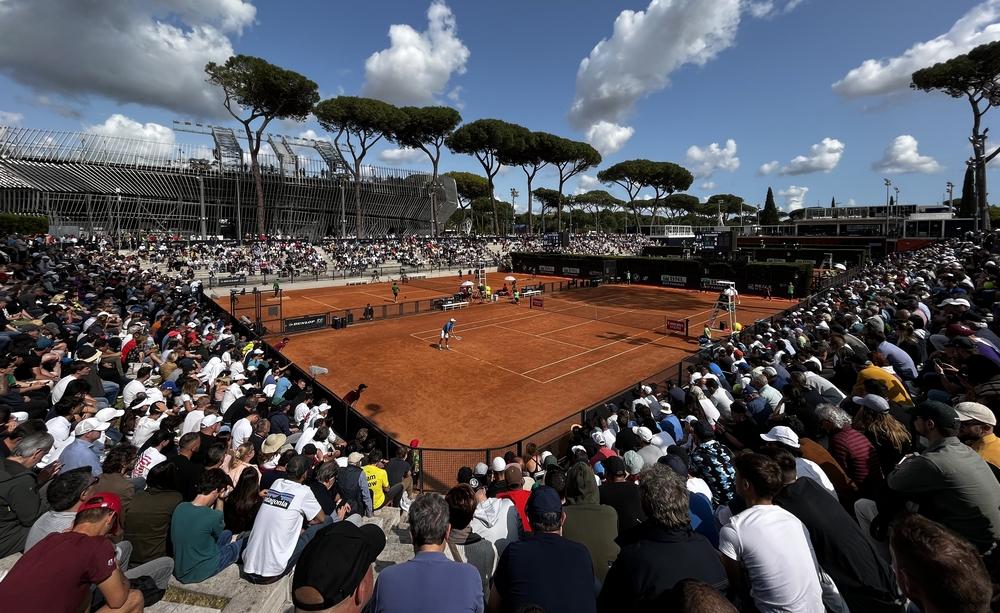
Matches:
[634,427,663,468]
[60,418,110,476]
[486,457,507,498]
[220,372,247,414]
[759,426,837,500]
[956,401,1000,471]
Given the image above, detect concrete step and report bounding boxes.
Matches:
[167,565,291,613]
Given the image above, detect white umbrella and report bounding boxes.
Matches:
[504,275,517,282]
[460,280,475,287]
[833,263,847,271]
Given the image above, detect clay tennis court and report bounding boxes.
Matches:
[249,280,788,449]
[222,271,568,320]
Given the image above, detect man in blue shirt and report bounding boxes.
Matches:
[490,486,596,613]
[371,492,483,612]
[439,318,457,351]
[60,418,108,476]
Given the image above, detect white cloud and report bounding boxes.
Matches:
[297,129,332,143]
[833,0,1000,98]
[83,113,176,159]
[780,138,844,175]
[700,181,716,190]
[585,121,634,155]
[747,0,805,18]
[757,160,780,175]
[0,111,24,125]
[685,138,739,178]
[778,185,810,211]
[377,147,427,165]
[447,86,465,110]
[569,0,742,137]
[872,135,942,174]
[362,1,470,106]
[847,198,858,206]
[0,0,254,118]
[578,174,600,190]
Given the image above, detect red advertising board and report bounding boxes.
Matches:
[666,319,687,333]
[530,297,544,309]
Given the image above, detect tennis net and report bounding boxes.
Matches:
[529,295,669,334]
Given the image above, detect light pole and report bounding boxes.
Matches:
[946,181,954,207]
[883,178,892,235]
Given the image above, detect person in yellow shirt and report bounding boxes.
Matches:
[851,356,913,407]
[956,402,1000,471]
[363,450,403,511]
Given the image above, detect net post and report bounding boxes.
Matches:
[685,317,690,339]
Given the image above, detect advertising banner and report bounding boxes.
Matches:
[283,314,328,334]
[660,274,687,287]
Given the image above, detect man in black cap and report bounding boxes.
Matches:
[292,521,386,613]
[864,401,1000,561]
[490,485,596,613]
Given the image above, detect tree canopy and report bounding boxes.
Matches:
[704,193,748,224]
[394,105,462,235]
[205,55,319,236]
[547,137,601,231]
[761,187,781,225]
[503,131,558,234]
[443,171,490,207]
[314,96,404,237]
[446,119,531,234]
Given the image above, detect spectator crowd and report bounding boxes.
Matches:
[0,230,998,613]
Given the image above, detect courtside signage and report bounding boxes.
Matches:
[284,314,328,333]
[660,274,686,287]
[530,297,544,308]
[216,274,247,286]
[538,265,556,274]
[561,266,580,275]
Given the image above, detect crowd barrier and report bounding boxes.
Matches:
[201,266,862,492]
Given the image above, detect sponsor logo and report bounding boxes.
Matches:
[284,314,328,333]
[561,266,580,275]
[263,490,294,509]
[530,297,544,308]
[216,274,247,286]
[666,319,687,333]
[660,274,686,287]
[747,283,771,292]
[701,278,728,290]
[538,265,555,274]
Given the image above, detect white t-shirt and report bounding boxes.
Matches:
[132,415,165,448]
[293,403,311,427]
[181,410,206,436]
[221,384,244,414]
[122,379,148,408]
[242,479,323,577]
[718,505,825,613]
[795,458,838,500]
[231,418,253,449]
[132,447,167,479]
[698,398,721,426]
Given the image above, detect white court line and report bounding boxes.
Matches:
[406,332,545,383]
[300,295,341,311]
[540,334,675,383]
[521,325,667,375]
[491,323,591,349]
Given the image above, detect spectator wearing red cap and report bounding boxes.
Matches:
[0,492,170,612]
[496,464,532,534]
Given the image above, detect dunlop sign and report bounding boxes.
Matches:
[283,314,328,334]
[216,275,247,286]
[660,274,686,287]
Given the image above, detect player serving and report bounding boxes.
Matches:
[439,317,457,351]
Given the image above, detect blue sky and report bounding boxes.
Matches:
[0,0,996,211]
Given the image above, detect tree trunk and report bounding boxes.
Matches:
[488,178,499,235]
[430,173,439,238]
[354,161,364,238]
[251,156,266,236]
[526,176,534,235]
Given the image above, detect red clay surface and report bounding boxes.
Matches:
[262,280,789,449]
[220,272,570,319]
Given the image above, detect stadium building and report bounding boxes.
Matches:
[0,123,459,240]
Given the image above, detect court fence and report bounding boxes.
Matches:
[204,261,499,289]
[201,265,862,493]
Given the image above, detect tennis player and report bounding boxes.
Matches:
[439,317,457,351]
[391,281,400,303]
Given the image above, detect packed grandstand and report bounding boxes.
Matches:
[0,229,996,612]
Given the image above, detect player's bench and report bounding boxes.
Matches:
[441,301,469,311]
[521,289,541,297]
